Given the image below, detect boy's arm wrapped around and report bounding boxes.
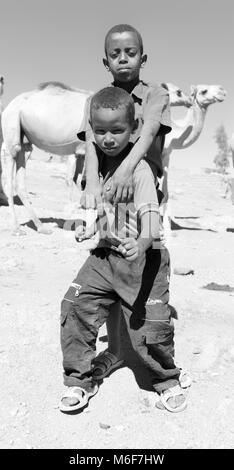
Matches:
[110,85,171,203]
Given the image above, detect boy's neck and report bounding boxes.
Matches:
[113,77,140,94]
[99,143,133,177]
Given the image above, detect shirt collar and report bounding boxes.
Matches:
[110,80,147,102]
[131,80,147,101]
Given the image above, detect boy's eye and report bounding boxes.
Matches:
[112,129,124,134]
[95,130,105,135]
[109,52,119,59]
[128,50,137,57]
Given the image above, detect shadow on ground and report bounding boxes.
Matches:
[21,217,82,231]
[171,218,216,232]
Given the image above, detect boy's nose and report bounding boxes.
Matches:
[119,51,128,63]
[104,133,115,147]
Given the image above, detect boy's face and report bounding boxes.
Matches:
[91,107,133,157]
[104,31,146,83]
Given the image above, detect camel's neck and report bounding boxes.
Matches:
[166,100,208,150]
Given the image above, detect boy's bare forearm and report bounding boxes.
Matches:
[137,211,160,253]
[122,120,161,172]
[85,130,99,185]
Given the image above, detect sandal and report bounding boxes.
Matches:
[59,384,98,412]
[92,350,124,380]
[179,369,192,388]
[157,385,187,413]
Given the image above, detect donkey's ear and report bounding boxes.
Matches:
[190,85,196,97]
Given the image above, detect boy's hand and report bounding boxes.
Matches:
[80,183,103,214]
[106,162,134,204]
[117,237,141,261]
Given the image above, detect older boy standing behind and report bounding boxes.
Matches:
[82,23,171,207]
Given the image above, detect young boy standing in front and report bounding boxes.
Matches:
[60,87,186,413]
[81,24,173,382]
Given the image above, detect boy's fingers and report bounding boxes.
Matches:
[125,252,138,261]
[121,186,128,203]
[113,185,124,205]
[125,248,137,256]
[122,242,135,251]
[121,238,136,246]
[116,244,127,255]
[105,180,116,202]
[127,185,133,201]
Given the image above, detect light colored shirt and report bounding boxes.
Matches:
[95,145,164,251]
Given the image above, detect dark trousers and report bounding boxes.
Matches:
[61,247,180,393]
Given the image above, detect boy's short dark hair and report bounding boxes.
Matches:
[90,86,135,126]
[104,24,143,55]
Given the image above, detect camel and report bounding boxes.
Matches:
[1,81,92,234]
[1,81,191,234]
[160,84,227,234]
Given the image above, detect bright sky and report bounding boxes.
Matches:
[1,0,233,169]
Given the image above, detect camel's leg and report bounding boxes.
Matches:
[0,154,8,203]
[0,143,24,235]
[75,152,85,202]
[161,163,172,241]
[15,146,52,234]
[65,153,85,216]
[66,154,77,203]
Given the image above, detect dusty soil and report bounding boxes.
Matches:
[0,153,234,450]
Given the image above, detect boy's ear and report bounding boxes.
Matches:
[132,118,139,133]
[103,58,110,71]
[140,54,147,68]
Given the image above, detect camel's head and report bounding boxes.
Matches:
[161,82,192,107]
[190,84,227,108]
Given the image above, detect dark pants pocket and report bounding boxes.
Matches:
[60,283,82,325]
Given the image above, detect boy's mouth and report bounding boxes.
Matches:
[118,67,131,72]
[102,147,118,155]
[104,147,116,152]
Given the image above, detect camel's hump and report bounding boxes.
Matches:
[37,81,92,95]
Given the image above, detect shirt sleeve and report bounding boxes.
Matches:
[133,160,160,217]
[143,85,171,136]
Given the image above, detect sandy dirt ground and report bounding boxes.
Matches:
[0,153,234,450]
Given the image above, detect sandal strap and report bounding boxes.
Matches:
[160,385,187,413]
[61,386,87,401]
